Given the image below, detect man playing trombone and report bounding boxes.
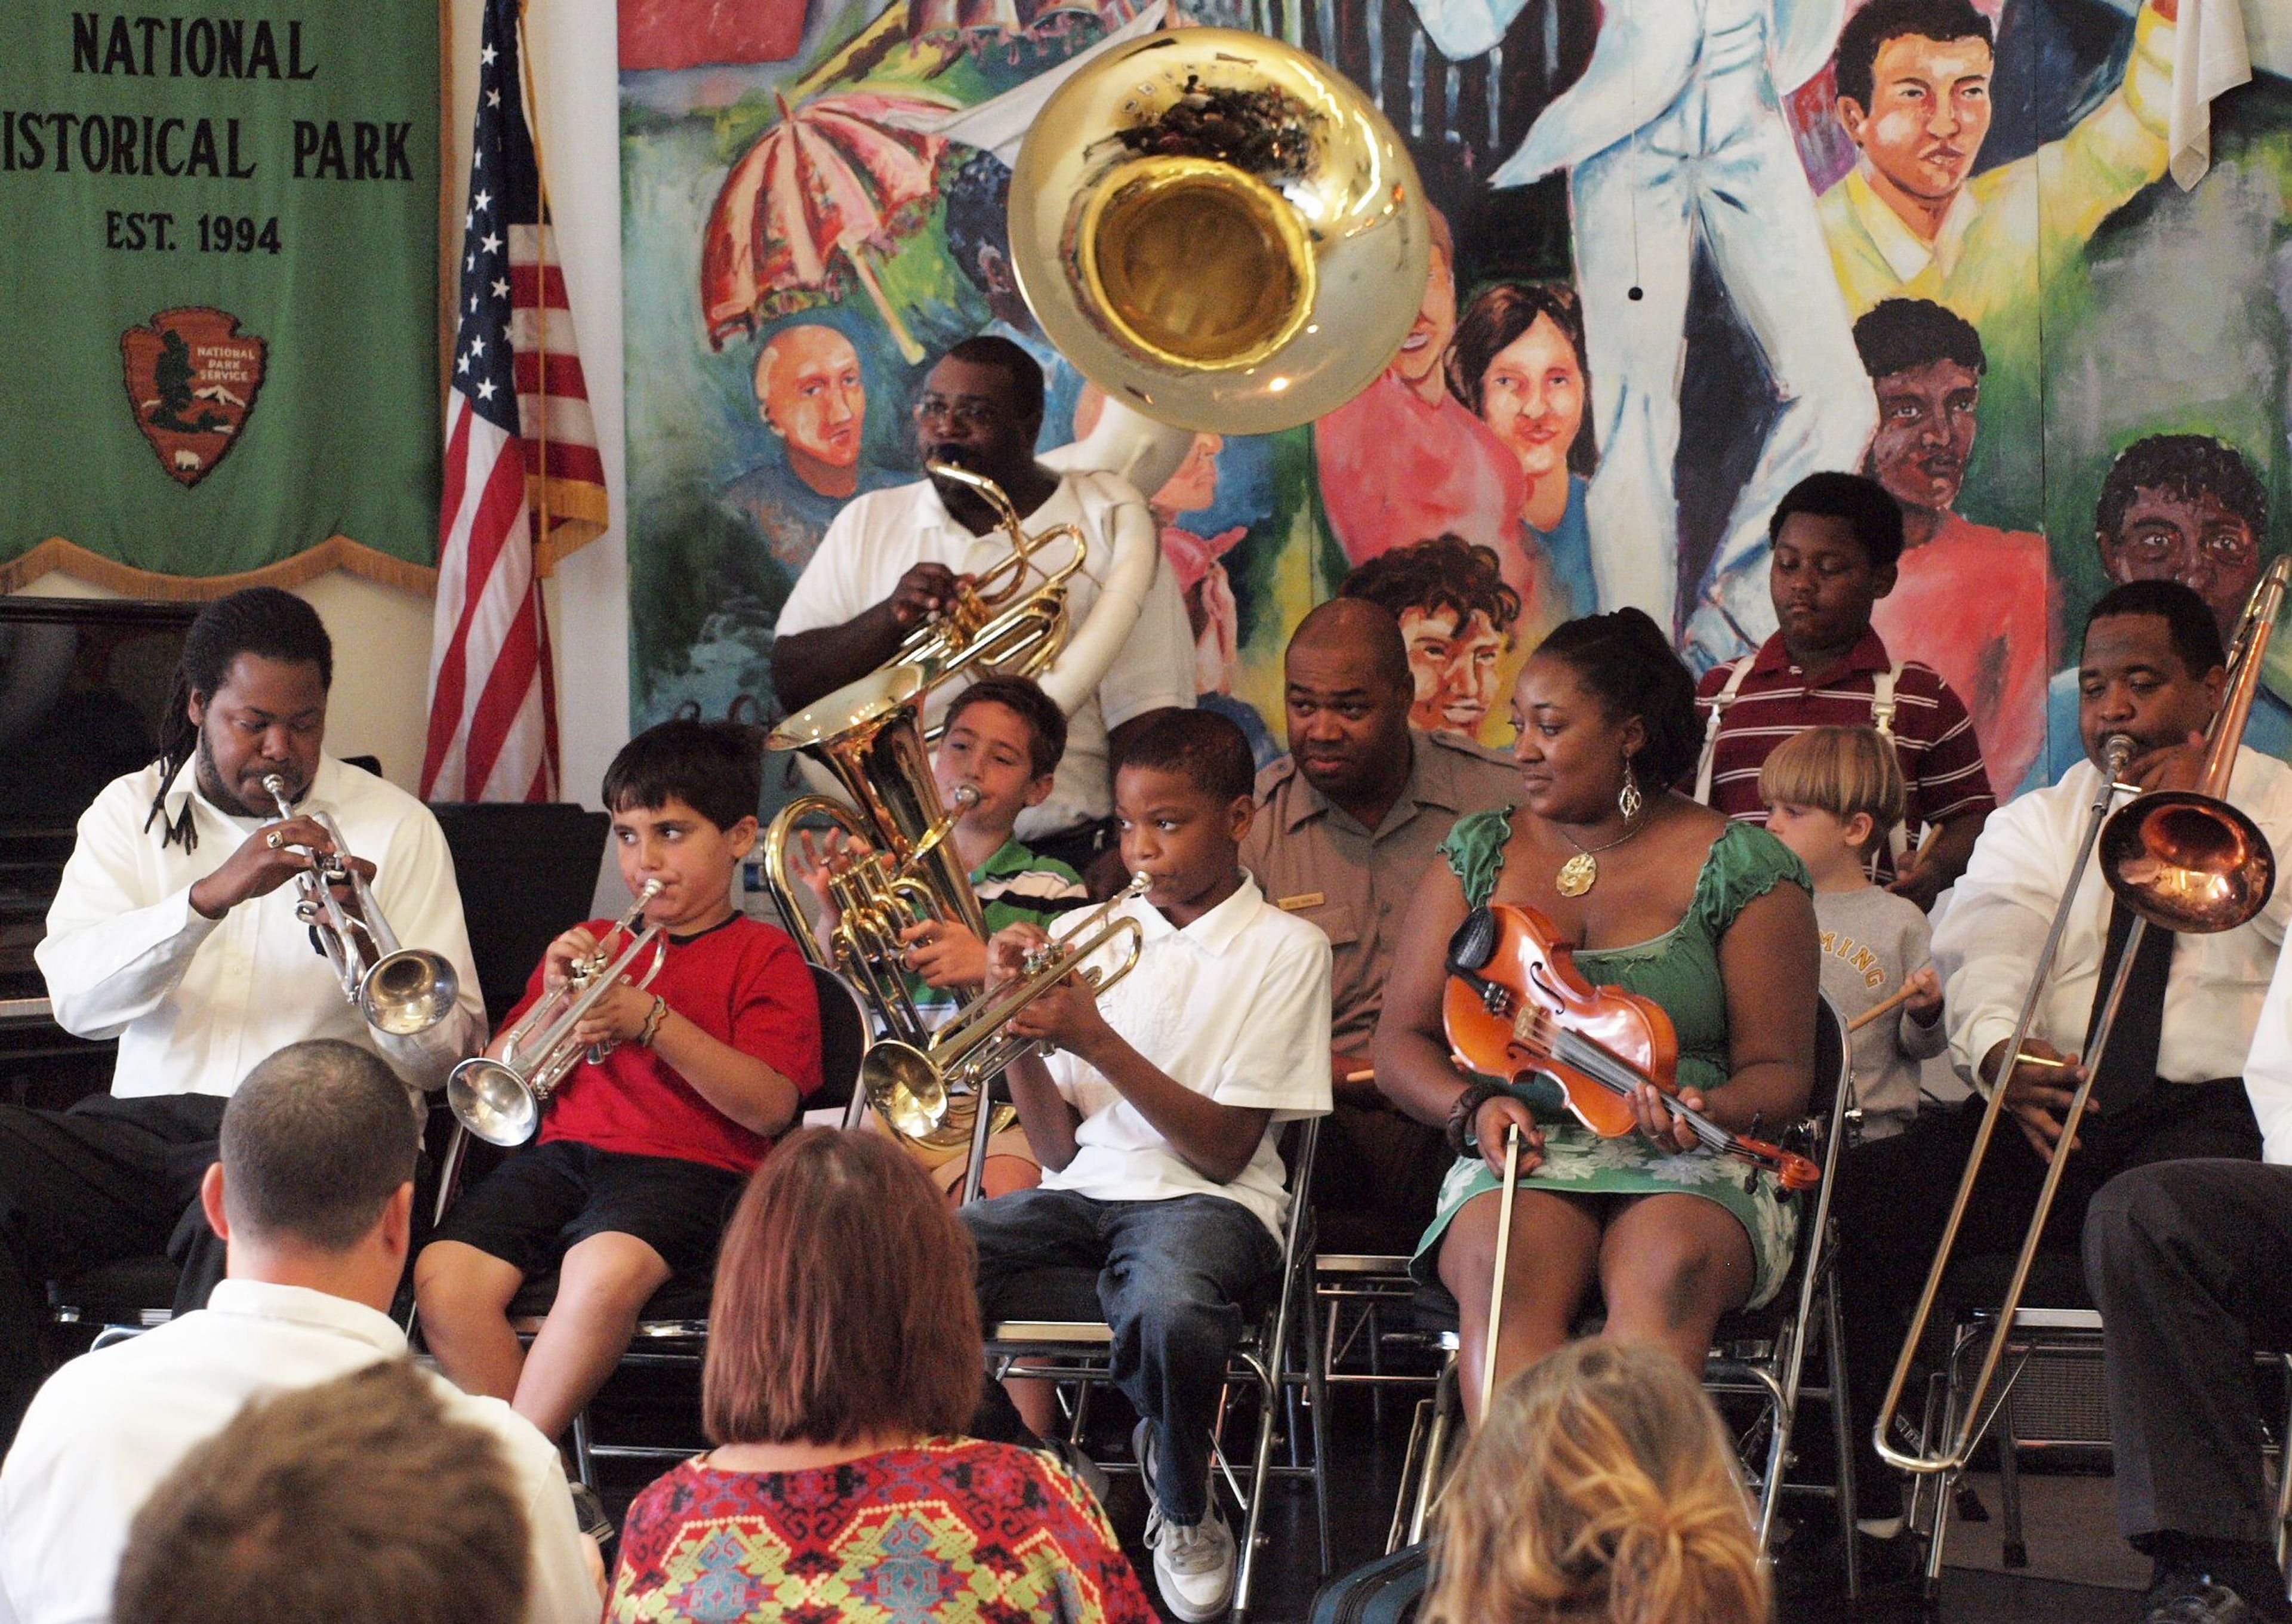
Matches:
[1837,580,2292,1564]
[6,588,483,1446]
[770,336,1196,876]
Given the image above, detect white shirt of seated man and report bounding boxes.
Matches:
[35,647,483,1098]
[1933,603,2292,1158]
[0,1062,600,1624]
[774,348,1196,842]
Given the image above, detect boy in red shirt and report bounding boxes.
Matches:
[415,720,821,1477]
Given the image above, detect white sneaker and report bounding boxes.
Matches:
[1135,1419,1235,1622]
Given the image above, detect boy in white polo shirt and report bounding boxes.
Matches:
[966,707,1332,1622]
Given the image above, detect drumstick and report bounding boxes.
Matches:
[1344,1068,1375,1084]
[1847,975,1929,1034]
[1479,1124,1523,1420]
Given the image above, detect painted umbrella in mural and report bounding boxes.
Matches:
[700,89,953,365]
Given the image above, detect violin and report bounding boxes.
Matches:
[1441,903,1820,1193]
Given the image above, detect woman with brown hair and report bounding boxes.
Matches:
[605,1129,1154,1623]
[1421,1341,1770,1624]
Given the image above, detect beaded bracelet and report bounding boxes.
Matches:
[1445,1082,1501,1159]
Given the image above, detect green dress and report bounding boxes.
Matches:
[1413,811,1813,1308]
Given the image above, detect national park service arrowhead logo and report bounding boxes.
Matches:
[120,308,266,488]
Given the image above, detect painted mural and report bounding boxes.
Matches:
[620,0,2292,808]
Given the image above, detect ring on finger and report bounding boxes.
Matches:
[265,831,284,849]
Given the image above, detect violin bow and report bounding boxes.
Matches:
[1480,1123,1523,1420]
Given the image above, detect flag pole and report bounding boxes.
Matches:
[516,0,554,565]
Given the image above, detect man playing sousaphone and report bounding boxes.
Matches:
[1840,580,2292,1556]
[771,336,1198,877]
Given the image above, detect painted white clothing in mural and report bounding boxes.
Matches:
[1470,0,1875,667]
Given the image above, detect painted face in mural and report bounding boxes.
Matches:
[1398,605,1508,738]
[1477,313,1585,489]
[1508,652,1640,827]
[1840,33,1994,215]
[2100,487,2264,634]
[1393,241,1458,402]
[756,325,865,498]
[1154,432,1224,518]
[1867,358,1980,516]
[2077,610,2226,768]
[1770,512,1895,664]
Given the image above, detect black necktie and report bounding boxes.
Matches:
[2082,898,2174,1115]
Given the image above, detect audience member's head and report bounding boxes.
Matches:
[206,1040,420,1298]
[704,1129,982,1448]
[112,1360,528,1624]
[1422,1342,1769,1624]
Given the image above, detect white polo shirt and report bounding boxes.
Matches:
[775,470,1197,839]
[0,1280,599,1624]
[1039,876,1332,1238]
[35,755,485,1098]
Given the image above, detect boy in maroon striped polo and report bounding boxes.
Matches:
[1693,473,1994,911]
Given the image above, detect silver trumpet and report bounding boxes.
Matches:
[261,774,470,1090]
[857,871,1150,1142]
[446,880,668,1147]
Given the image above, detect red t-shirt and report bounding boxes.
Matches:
[521,913,821,1175]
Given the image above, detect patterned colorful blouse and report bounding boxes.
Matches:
[606,1439,1157,1623]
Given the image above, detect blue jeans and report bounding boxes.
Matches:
[962,1187,1282,1524]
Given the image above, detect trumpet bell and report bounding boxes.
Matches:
[361,948,461,1037]
[446,1057,541,1148]
[2100,790,2277,933]
[1008,27,1430,434]
[859,1040,953,1141]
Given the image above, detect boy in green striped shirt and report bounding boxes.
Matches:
[799,673,1085,1025]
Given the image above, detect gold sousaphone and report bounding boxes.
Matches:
[1008,25,1431,434]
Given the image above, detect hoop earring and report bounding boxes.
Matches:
[1618,759,1643,823]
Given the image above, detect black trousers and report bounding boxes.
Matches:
[0,1093,230,1444]
[2084,1159,2292,1546]
[1831,1080,2262,1517]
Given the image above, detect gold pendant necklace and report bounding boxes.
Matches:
[1554,817,1646,898]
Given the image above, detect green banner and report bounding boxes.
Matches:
[0,2,439,593]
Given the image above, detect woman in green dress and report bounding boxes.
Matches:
[1374,609,1819,1424]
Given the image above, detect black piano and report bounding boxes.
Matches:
[0,597,202,1109]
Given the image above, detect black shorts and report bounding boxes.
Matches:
[432,1139,747,1279]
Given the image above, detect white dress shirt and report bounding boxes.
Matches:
[1933,747,2292,1095]
[0,1280,599,1624]
[35,755,485,1098]
[775,470,1196,838]
[1039,876,1332,1238]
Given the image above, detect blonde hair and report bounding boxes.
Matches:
[1421,1342,1770,1624]
[1758,725,1906,853]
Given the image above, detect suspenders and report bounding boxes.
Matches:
[1694,658,1912,860]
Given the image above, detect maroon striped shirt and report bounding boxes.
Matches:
[1694,631,1995,879]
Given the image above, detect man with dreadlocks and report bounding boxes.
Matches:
[7,587,482,1444]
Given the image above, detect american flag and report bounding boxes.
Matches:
[423,0,607,802]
